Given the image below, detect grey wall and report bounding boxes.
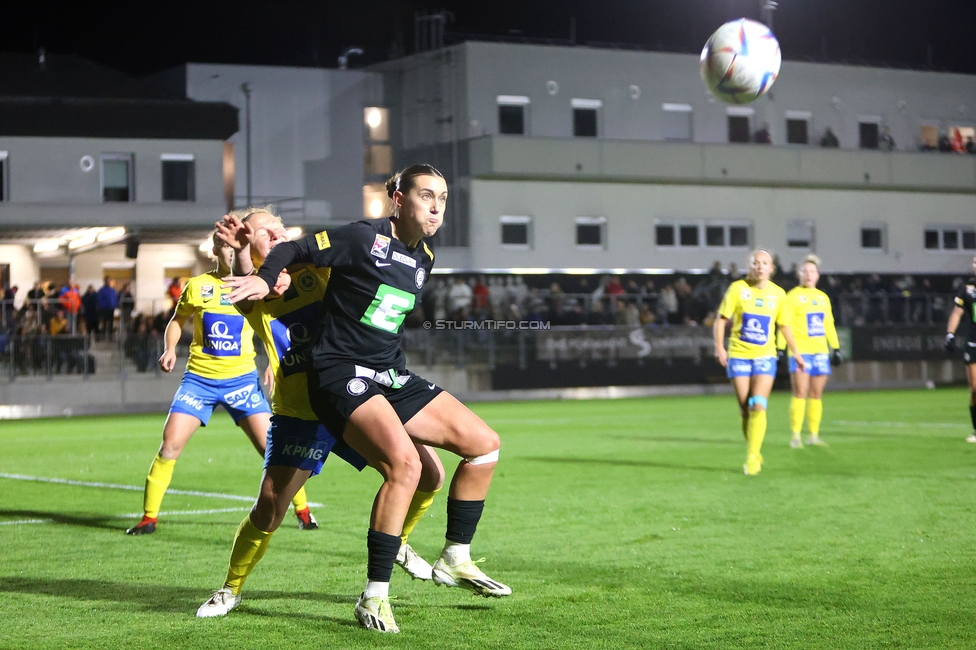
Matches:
[0,136,225,226]
[454,41,976,149]
[467,177,976,274]
[185,63,378,222]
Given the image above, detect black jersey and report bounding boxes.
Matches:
[256,218,434,373]
[954,278,976,341]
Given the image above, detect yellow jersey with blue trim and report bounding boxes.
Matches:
[241,265,330,421]
[781,286,840,355]
[175,271,257,380]
[718,279,788,359]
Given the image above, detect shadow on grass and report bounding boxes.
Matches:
[523,456,740,474]
[0,576,357,614]
[0,509,121,530]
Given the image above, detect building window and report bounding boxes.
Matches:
[161,154,195,202]
[728,116,750,143]
[365,145,393,175]
[859,118,880,149]
[655,224,675,246]
[656,222,749,249]
[786,221,814,249]
[729,226,749,247]
[661,103,693,141]
[575,216,606,248]
[101,153,133,202]
[572,99,602,137]
[925,226,976,251]
[679,225,699,247]
[364,107,390,142]
[0,151,7,202]
[500,215,531,247]
[785,111,811,145]
[497,95,529,135]
[364,107,392,176]
[860,224,885,251]
[706,226,724,247]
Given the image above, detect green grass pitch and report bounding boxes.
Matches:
[2,388,976,649]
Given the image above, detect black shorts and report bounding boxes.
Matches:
[965,342,976,365]
[306,362,444,441]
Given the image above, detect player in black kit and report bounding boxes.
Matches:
[945,255,976,442]
[224,164,508,634]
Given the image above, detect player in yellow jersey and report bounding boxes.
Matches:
[714,250,805,475]
[196,209,444,618]
[780,255,842,447]
[126,232,317,535]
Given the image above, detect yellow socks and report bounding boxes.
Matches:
[143,454,176,519]
[789,397,806,439]
[224,515,273,594]
[291,486,309,513]
[747,409,767,459]
[807,399,823,437]
[401,489,439,545]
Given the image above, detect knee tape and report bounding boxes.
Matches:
[747,395,768,410]
[464,449,499,466]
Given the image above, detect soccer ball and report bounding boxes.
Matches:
[700,18,781,104]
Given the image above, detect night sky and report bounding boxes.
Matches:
[5,0,976,76]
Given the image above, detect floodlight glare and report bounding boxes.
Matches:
[366,108,383,128]
[369,198,384,217]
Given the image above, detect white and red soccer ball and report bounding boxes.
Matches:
[700,18,782,104]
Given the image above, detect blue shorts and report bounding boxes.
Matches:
[789,353,831,376]
[264,414,368,476]
[169,371,271,426]
[727,356,777,378]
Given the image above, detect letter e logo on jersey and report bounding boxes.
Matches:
[807,312,825,337]
[347,378,368,396]
[202,313,244,357]
[370,234,391,259]
[739,313,770,345]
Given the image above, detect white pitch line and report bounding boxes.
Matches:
[831,421,968,430]
[0,473,322,507]
[0,519,51,526]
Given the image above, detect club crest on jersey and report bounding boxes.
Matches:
[415,268,426,289]
[220,293,232,306]
[967,285,976,298]
[371,234,391,259]
[392,251,417,268]
[296,270,316,292]
[201,285,214,300]
[347,378,368,396]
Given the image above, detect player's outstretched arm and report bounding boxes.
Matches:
[946,305,964,352]
[223,275,271,304]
